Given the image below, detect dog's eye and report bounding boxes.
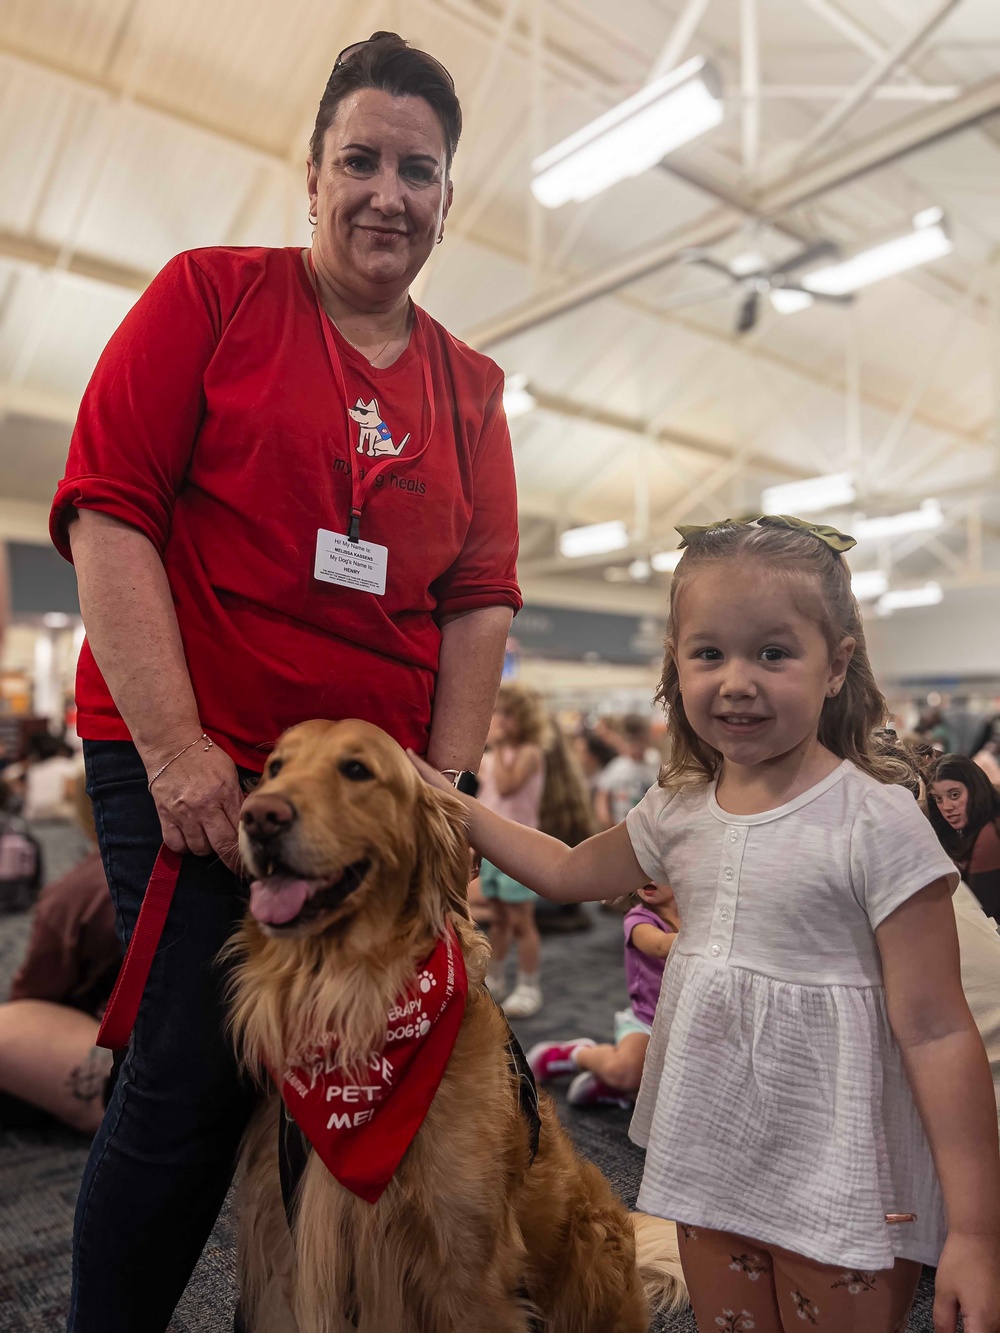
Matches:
[339,758,374,782]
[268,758,283,779]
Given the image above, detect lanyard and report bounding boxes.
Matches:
[308,251,436,541]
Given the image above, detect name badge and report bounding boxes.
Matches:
[314,528,387,596]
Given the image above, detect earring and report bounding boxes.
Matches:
[436,233,444,245]
[308,210,317,226]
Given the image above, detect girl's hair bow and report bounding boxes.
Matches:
[675,513,856,554]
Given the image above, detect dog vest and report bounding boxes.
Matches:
[277,923,468,1204]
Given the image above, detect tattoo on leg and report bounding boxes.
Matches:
[66,1047,113,1103]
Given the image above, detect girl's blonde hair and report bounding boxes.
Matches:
[538,724,596,847]
[494,682,550,747]
[656,520,898,790]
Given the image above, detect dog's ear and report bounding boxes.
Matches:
[412,783,472,922]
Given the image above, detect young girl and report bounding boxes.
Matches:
[529,881,678,1110]
[477,683,547,1018]
[412,515,1000,1333]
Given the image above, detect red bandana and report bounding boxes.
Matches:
[278,924,468,1203]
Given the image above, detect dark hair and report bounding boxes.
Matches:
[581,732,618,771]
[621,714,652,743]
[310,32,462,170]
[926,754,1000,862]
[656,520,896,788]
[27,732,70,763]
[971,713,1000,757]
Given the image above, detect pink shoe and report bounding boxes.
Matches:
[526,1038,595,1082]
[566,1071,634,1109]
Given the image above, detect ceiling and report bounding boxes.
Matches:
[1,0,999,630]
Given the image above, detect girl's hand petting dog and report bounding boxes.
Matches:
[407,751,460,795]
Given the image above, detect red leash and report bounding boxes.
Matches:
[97,846,183,1050]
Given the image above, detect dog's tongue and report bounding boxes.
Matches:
[249,875,312,925]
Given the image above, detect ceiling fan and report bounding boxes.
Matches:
[675,240,854,333]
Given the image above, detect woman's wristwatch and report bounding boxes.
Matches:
[439,768,464,788]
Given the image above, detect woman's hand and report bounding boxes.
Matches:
[934,1232,1000,1333]
[406,750,456,794]
[143,739,244,873]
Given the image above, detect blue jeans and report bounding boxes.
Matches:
[69,741,258,1332]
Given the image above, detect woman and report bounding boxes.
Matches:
[0,773,116,1136]
[927,754,1000,921]
[49,33,520,1333]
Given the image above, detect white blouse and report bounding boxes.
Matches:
[626,760,958,1270]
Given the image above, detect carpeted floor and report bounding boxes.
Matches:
[0,828,938,1331]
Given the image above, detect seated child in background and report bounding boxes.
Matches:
[527,882,678,1109]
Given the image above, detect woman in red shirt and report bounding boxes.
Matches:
[50,33,520,1333]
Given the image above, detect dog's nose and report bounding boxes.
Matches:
[241,793,296,840]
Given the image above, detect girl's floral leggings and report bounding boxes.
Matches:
[677,1223,922,1333]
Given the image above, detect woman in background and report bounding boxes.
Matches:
[928,754,1000,921]
[0,774,116,1135]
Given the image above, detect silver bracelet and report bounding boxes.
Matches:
[147,733,214,792]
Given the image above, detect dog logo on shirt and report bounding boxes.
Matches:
[348,398,411,458]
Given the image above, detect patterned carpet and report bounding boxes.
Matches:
[0,828,937,1331]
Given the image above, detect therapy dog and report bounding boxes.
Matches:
[228,719,684,1333]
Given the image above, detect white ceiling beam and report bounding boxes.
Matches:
[648,0,715,82]
[746,85,959,101]
[529,386,809,479]
[760,72,1000,212]
[740,0,761,179]
[0,48,285,171]
[799,0,902,64]
[786,0,964,167]
[420,0,618,93]
[467,205,745,343]
[0,228,150,289]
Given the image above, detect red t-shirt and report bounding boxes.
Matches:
[50,247,521,770]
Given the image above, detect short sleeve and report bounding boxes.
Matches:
[625,784,676,883]
[49,252,222,559]
[432,372,521,619]
[849,784,959,929]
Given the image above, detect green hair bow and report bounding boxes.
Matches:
[675,513,856,555]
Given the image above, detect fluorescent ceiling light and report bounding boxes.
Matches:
[803,213,952,296]
[761,471,856,516]
[850,569,889,601]
[876,582,944,615]
[855,499,943,542]
[650,549,683,572]
[628,559,652,582]
[503,373,536,419]
[559,520,630,559]
[531,57,723,209]
[769,288,815,315]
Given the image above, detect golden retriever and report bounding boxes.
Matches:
[227,719,684,1333]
